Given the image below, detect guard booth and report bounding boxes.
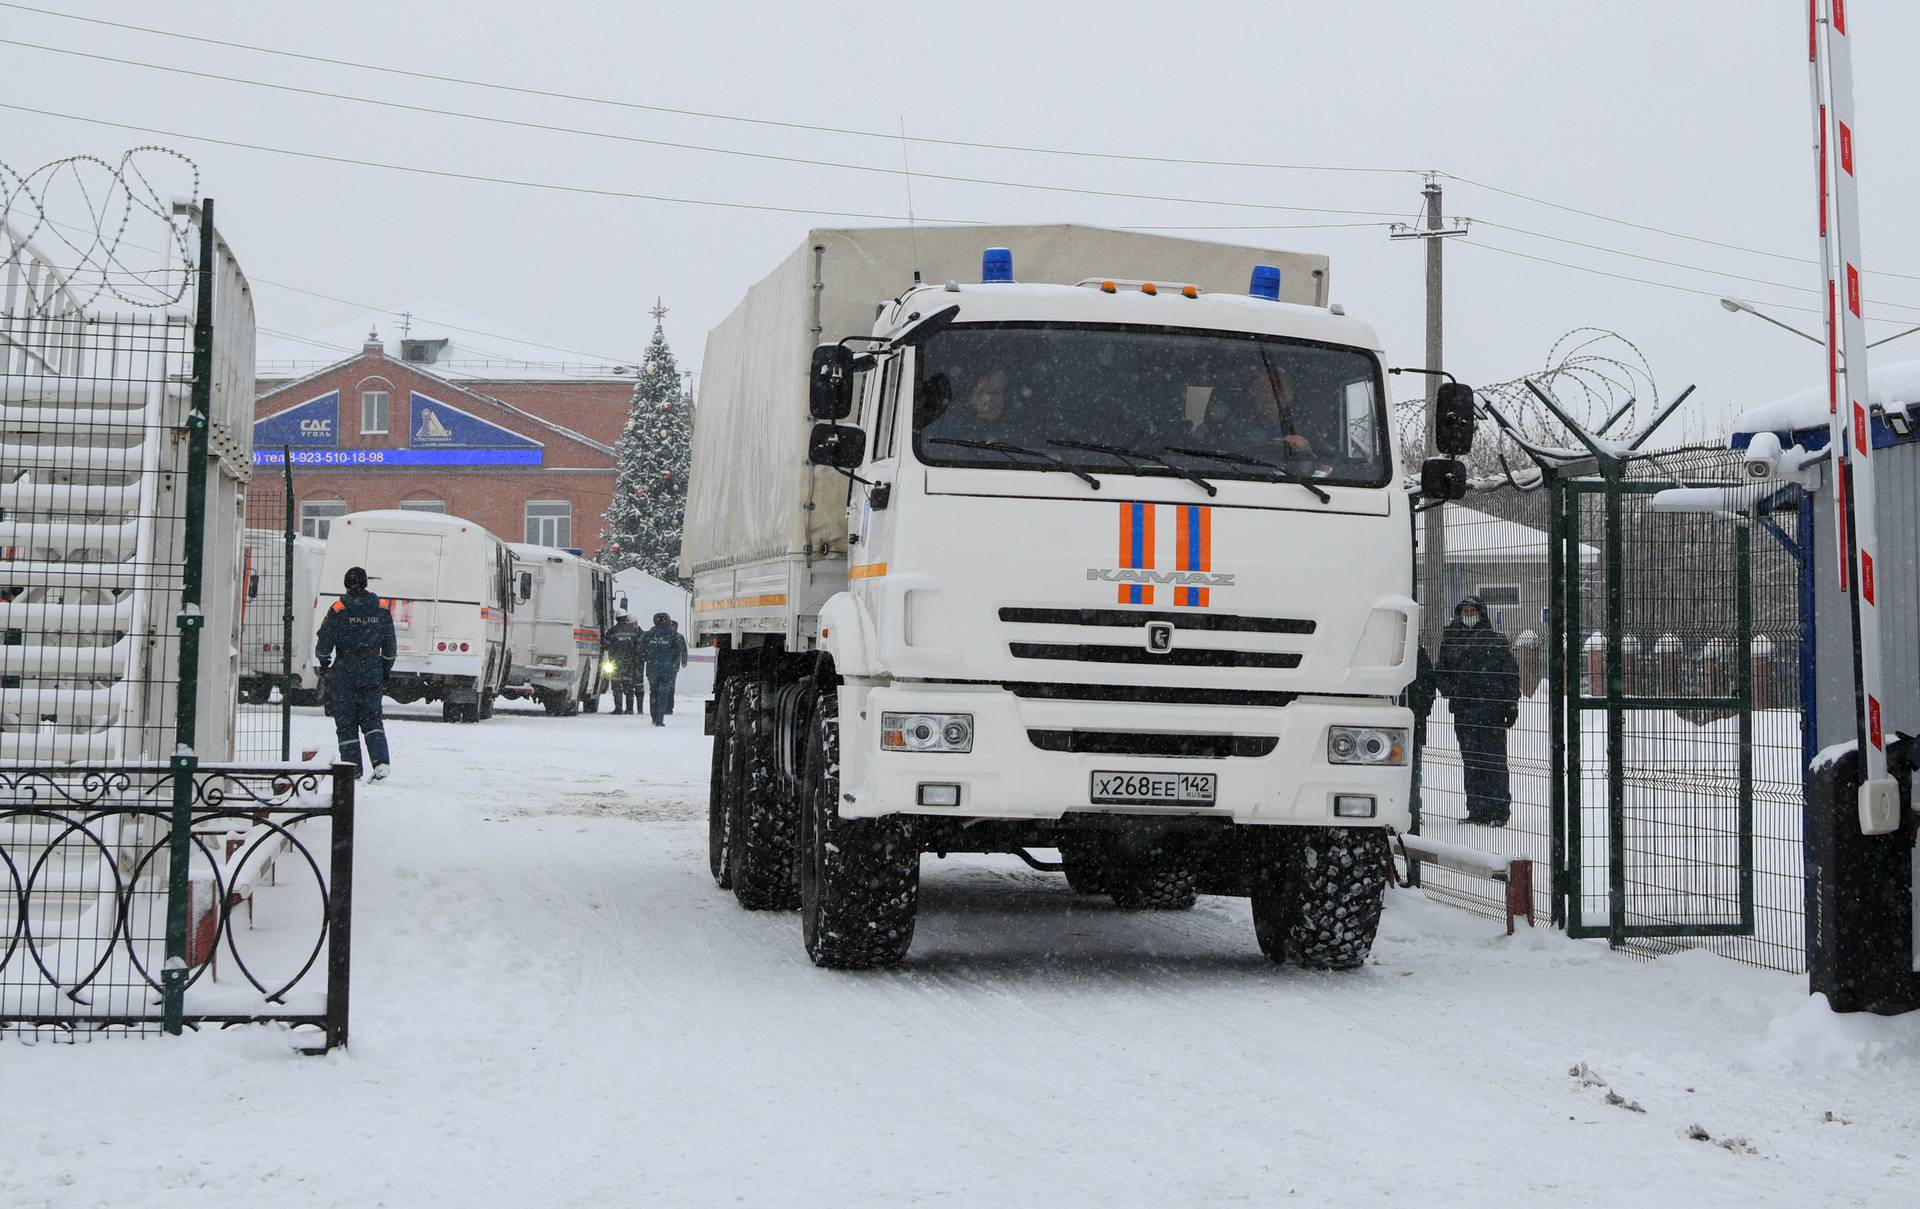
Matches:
[1731,361,1920,1013]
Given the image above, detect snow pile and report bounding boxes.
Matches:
[1758,991,1920,1071]
[1733,358,1920,437]
[5,701,1918,1206]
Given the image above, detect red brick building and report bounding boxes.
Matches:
[254,307,634,549]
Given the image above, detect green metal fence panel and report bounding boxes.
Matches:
[1416,447,1806,973]
[238,448,300,761]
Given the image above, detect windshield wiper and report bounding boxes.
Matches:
[928,437,1102,490]
[1163,445,1332,504]
[1045,438,1218,498]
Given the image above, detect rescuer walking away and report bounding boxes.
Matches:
[605,609,644,715]
[640,612,688,726]
[1435,595,1521,826]
[316,565,396,780]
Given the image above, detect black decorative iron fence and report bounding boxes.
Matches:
[1,762,355,1049]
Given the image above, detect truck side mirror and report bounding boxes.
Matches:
[809,423,867,470]
[1421,456,1468,502]
[518,571,534,601]
[1435,382,1477,457]
[810,344,856,420]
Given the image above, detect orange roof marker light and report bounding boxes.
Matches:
[1181,285,1199,299]
[1140,282,1158,296]
[1099,280,1117,294]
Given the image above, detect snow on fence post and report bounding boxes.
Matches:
[1514,628,1542,698]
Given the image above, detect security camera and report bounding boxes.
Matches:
[1743,431,1783,480]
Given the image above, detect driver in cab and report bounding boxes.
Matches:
[1192,359,1321,466]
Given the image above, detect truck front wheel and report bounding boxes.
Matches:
[728,681,800,911]
[1107,842,1199,911]
[1251,827,1389,970]
[799,687,918,968]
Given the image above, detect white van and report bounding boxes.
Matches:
[241,529,327,705]
[314,510,514,722]
[504,543,614,715]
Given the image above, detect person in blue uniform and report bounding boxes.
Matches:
[639,612,688,727]
[316,565,396,780]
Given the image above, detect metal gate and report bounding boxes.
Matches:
[1551,469,1756,948]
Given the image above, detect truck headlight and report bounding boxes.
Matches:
[601,657,617,675]
[1327,725,1407,766]
[882,712,973,754]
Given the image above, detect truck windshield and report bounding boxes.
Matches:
[911,322,1389,488]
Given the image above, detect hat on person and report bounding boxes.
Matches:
[344,566,369,592]
[653,612,671,626]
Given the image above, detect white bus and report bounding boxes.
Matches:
[504,543,614,715]
[314,510,514,723]
[241,529,326,705]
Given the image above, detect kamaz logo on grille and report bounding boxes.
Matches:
[1087,568,1235,586]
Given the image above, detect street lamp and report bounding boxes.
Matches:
[1718,297,1823,346]
[1720,296,1920,351]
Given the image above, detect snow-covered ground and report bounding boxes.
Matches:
[6,697,1920,1207]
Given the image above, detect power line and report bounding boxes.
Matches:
[32,214,642,364]
[1452,237,1920,320]
[1439,172,1897,278]
[8,1,1912,285]
[1472,218,1920,302]
[0,3,1417,179]
[1,101,972,223]
[0,47,1409,223]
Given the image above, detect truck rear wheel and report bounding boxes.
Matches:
[708,680,739,889]
[728,681,799,911]
[1251,827,1389,970]
[800,687,918,968]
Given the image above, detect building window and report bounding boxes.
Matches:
[301,499,348,539]
[525,500,571,547]
[1475,583,1523,606]
[361,390,389,435]
[398,496,447,513]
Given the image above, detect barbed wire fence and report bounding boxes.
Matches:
[1,148,200,315]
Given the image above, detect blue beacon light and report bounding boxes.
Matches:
[1249,264,1281,301]
[982,247,1014,283]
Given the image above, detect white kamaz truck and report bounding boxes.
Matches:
[684,225,1470,969]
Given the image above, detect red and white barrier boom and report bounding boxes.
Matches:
[1810,2,1901,834]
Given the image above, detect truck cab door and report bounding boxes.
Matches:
[850,354,904,591]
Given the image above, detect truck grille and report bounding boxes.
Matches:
[1004,682,1298,708]
[1026,729,1279,759]
[1008,642,1300,670]
[998,606,1314,634]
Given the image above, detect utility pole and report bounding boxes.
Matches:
[1392,176,1469,655]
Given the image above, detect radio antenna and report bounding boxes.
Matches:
[899,117,921,283]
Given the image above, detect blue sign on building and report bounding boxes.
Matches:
[409,392,541,449]
[252,388,547,467]
[254,391,340,447]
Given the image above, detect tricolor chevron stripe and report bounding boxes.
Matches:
[1117,501,1155,604]
[1174,505,1212,608]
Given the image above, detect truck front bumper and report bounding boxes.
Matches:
[840,683,1411,828]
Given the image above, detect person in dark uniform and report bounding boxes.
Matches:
[664,620,689,715]
[605,609,644,715]
[1435,595,1521,826]
[639,612,686,727]
[315,566,396,780]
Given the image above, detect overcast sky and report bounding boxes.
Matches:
[6,0,1919,440]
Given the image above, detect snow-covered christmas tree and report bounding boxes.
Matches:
[599,301,692,582]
